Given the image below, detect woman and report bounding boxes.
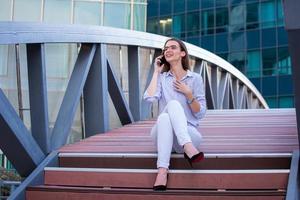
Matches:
[143,38,207,191]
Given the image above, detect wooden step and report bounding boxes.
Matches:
[44,167,289,190]
[26,185,286,200]
[59,153,291,170]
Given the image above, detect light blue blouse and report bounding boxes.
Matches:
[143,70,207,127]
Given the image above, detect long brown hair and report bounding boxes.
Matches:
[162,38,190,73]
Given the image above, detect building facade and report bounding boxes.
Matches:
[0,0,147,170]
[147,0,293,108]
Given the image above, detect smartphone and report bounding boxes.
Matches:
[159,56,167,66]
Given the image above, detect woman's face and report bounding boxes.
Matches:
[163,40,186,64]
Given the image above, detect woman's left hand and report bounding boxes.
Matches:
[173,80,192,97]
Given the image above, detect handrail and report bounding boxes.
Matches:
[0,21,268,108]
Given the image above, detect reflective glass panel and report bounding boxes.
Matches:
[201,9,214,30]
[262,48,277,76]
[104,3,131,29]
[216,8,228,28]
[147,18,159,33]
[247,30,260,49]
[0,45,8,76]
[134,4,146,31]
[14,0,42,21]
[246,50,261,77]
[147,0,158,17]
[0,0,12,21]
[246,3,258,29]
[277,0,284,26]
[187,0,200,11]
[216,0,228,7]
[173,14,185,34]
[160,0,171,15]
[262,28,276,47]
[173,0,185,13]
[159,16,172,35]
[229,4,245,32]
[230,32,245,51]
[44,0,71,23]
[260,0,276,28]
[201,0,214,9]
[74,1,101,25]
[279,96,294,108]
[187,12,199,34]
[278,47,291,75]
[277,27,288,46]
[201,35,214,52]
[229,52,245,72]
[265,96,277,108]
[216,33,228,52]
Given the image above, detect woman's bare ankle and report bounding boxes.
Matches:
[184,142,199,158]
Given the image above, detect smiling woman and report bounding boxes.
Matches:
[143,38,207,191]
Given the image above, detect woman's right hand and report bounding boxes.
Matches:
[154,55,164,73]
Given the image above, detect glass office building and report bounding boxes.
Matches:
[147,0,293,108]
[0,0,147,170]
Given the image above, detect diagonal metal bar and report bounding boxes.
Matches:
[0,89,45,177]
[51,43,97,150]
[26,43,50,154]
[128,46,141,121]
[8,150,58,200]
[107,60,134,125]
[84,44,109,137]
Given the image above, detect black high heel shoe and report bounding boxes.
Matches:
[153,173,168,191]
[184,152,204,167]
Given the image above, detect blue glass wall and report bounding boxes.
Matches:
[147,0,294,108]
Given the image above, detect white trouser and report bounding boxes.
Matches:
[150,100,203,169]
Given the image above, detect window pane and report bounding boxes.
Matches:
[160,0,171,15]
[246,50,261,77]
[247,30,260,49]
[14,0,41,21]
[173,14,185,34]
[216,0,228,7]
[173,0,185,13]
[187,0,200,11]
[0,45,8,76]
[229,4,245,32]
[0,0,12,21]
[104,3,130,29]
[265,96,277,108]
[159,17,172,35]
[229,52,245,72]
[147,0,158,17]
[279,96,294,108]
[216,33,228,52]
[201,9,214,30]
[262,48,277,76]
[201,35,214,52]
[45,44,77,78]
[277,27,288,46]
[260,1,276,28]
[202,0,214,9]
[74,1,101,25]
[134,4,146,31]
[277,0,284,26]
[262,28,276,47]
[230,32,245,51]
[187,12,199,34]
[246,3,259,29]
[186,37,199,46]
[147,18,159,33]
[278,47,291,75]
[216,8,228,28]
[44,0,71,23]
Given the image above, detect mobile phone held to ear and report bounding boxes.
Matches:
[159,56,167,66]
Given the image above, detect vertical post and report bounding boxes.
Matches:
[128,46,141,121]
[84,44,109,137]
[27,43,50,154]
